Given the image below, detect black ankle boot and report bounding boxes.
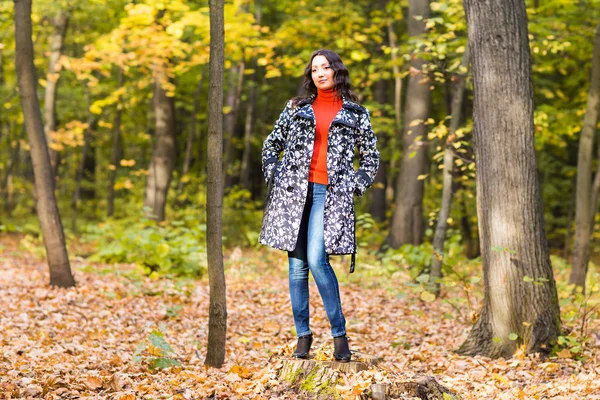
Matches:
[293,334,313,359]
[333,335,351,362]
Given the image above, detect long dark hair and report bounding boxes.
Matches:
[292,49,359,106]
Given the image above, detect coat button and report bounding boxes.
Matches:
[295,144,302,150]
[290,165,298,171]
[287,186,294,192]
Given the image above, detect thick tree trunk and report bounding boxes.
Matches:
[178,71,205,194]
[107,68,124,218]
[205,0,227,368]
[458,0,560,358]
[430,48,470,295]
[570,24,600,291]
[15,0,75,288]
[44,10,68,175]
[144,70,176,222]
[386,0,431,248]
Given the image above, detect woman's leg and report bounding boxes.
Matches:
[305,183,347,338]
[287,184,313,337]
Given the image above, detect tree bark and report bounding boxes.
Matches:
[178,71,205,194]
[570,24,600,292]
[430,48,470,295]
[15,0,75,288]
[205,0,227,368]
[458,0,560,358]
[44,9,68,175]
[107,68,124,218]
[386,0,431,248]
[144,69,176,222]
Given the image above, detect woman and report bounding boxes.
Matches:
[259,49,380,362]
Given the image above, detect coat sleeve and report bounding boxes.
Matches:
[353,108,380,197]
[262,100,293,183]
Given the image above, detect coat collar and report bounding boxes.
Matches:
[294,95,363,128]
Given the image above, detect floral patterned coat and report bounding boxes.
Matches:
[259,95,380,259]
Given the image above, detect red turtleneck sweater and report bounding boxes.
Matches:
[309,88,343,184]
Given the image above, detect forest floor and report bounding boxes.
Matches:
[1,233,600,399]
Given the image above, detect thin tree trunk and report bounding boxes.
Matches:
[205,0,227,368]
[71,90,94,232]
[563,180,576,260]
[591,129,600,219]
[369,79,387,221]
[178,71,205,193]
[569,24,600,291]
[386,0,431,248]
[240,2,262,191]
[459,192,479,259]
[44,10,68,175]
[430,48,470,295]
[458,0,560,358]
[240,62,258,190]
[386,21,402,208]
[144,69,176,222]
[224,61,245,188]
[15,0,75,288]
[2,126,24,214]
[107,68,124,217]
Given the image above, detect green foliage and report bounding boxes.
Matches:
[133,326,181,370]
[86,213,207,278]
[222,186,264,247]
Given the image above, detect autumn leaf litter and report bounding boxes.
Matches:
[1,241,599,399]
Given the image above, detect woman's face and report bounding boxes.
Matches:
[311,55,335,91]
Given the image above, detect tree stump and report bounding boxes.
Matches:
[278,356,459,400]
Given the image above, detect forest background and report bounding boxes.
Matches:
[1,0,600,398]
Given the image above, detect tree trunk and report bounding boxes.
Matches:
[458,0,560,358]
[240,62,258,190]
[386,0,431,248]
[430,48,470,295]
[385,21,403,211]
[205,0,227,368]
[44,10,68,175]
[570,24,600,292]
[563,177,576,260]
[107,68,124,218]
[15,0,75,288]
[459,192,479,259]
[178,70,205,194]
[144,70,176,222]
[369,79,388,221]
[2,126,24,214]
[71,90,95,232]
[223,62,245,188]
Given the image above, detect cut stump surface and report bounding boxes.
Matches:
[279,355,459,400]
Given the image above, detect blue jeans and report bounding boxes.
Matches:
[288,182,347,338]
